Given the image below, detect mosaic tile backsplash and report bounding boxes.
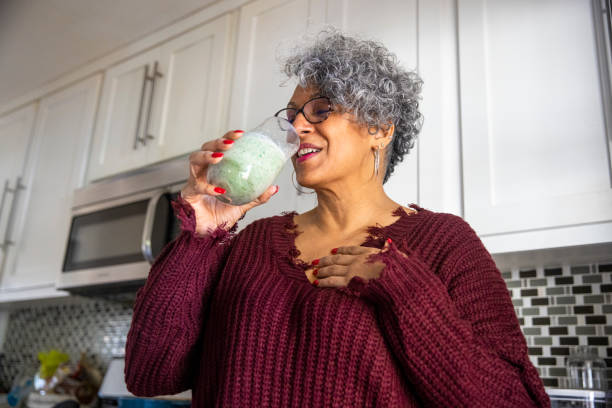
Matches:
[0,294,136,391]
[501,261,612,390]
[0,262,610,393]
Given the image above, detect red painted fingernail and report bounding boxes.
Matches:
[223,139,234,144]
[274,185,279,194]
[331,248,338,254]
[387,238,392,244]
[234,130,244,134]
[313,279,319,286]
[313,269,318,276]
[214,187,226,194]
[212,152,224,158]
[311,259,319,266]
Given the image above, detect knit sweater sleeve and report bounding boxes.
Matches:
[345,215,550,407]
[124,194,235,397]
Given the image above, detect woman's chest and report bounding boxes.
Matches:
[212,249,381,339]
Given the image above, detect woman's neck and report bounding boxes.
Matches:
[304,179,399,235]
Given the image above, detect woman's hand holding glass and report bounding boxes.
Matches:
[180,130,279,236]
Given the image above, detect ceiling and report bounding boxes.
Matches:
[0,0,217,108]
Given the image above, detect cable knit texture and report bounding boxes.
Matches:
[125,195,551,407]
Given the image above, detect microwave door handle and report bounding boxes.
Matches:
[141,191,165,264]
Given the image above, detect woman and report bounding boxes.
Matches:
[125,30,550,407]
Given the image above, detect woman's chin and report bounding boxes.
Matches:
[295,172,322,190]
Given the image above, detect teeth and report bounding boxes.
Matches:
[297,148,321,158]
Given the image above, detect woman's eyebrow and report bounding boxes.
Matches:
[287,95,325,108]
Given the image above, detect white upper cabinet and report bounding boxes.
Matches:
[230,0,422,224]
[415,0,464,216]
[228,0,326,224]
[0,103,37,282]
[0,75,101,292]
[88,48,159,180]
[325,0,419,209]
[87,13,235,182]
[147,14,235,164]
[457,0,612,249]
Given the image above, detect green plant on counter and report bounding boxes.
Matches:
[37,349,69,379]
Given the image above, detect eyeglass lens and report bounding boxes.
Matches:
[277,98,331,124]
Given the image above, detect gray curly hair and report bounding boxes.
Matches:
[280,28,423,183]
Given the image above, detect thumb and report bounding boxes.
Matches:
[238,185,279,213]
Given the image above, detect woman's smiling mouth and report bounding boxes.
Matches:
[296,143,322,162]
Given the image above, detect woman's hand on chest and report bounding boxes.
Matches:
[310,239,392,288]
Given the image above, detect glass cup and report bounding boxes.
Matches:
[566,345,608,391]
[207,117,299,206]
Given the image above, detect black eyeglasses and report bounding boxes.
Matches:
[274,96,334,124]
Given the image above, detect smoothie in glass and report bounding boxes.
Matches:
[207,117,299,205]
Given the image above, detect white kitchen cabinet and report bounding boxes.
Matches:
[229,0,422,225]
[87,13,236,182]
[0,75,101,294]
[457,0,612,252]
[228,0,325,225]
[325,0,420,210]
[87,48,159,180]
[147,14,235,164]
[415,0,464,216]
[0,103,37,285]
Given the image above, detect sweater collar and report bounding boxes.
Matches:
[272,203,430,282]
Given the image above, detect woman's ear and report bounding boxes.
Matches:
[372,123,394,148]
[383,123,394,142]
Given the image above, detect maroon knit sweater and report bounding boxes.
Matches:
[125,195,550,407]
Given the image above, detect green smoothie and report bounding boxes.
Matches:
[207,132,287,205]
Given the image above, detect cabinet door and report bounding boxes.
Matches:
[228,0,327,224]
[0,104,37,281]
[147,13,236,164]
[458,0,612,235]
[87,48,160,181]
[1,75,101,291]
[325,0,420,209]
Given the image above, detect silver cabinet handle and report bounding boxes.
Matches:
[605,0,612,52]
[142,61,163,145]
[133,64,150,150]
[141,190,165,264]
[0,180,10,235]
[1,176,26,250]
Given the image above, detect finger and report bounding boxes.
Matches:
[185,175,226,197]
[314,264,348,279]
[382,238,393,252]
[188,151,224,181]
[189,150,224,167]
[316,254,355,267]
[238,185,279,213]
[333,246,374,256]
[314,275,348,288]
[223,129,244,140]
[199,138,236,152]
[200,130,244,151]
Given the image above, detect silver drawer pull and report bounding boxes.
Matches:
[142,60,163,145]
[0,179,10,235]
[133,64,150,150]
[2,176,26,250]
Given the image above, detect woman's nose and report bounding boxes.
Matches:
[292,111,312,134]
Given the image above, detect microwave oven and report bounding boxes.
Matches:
[56,158,188,294]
